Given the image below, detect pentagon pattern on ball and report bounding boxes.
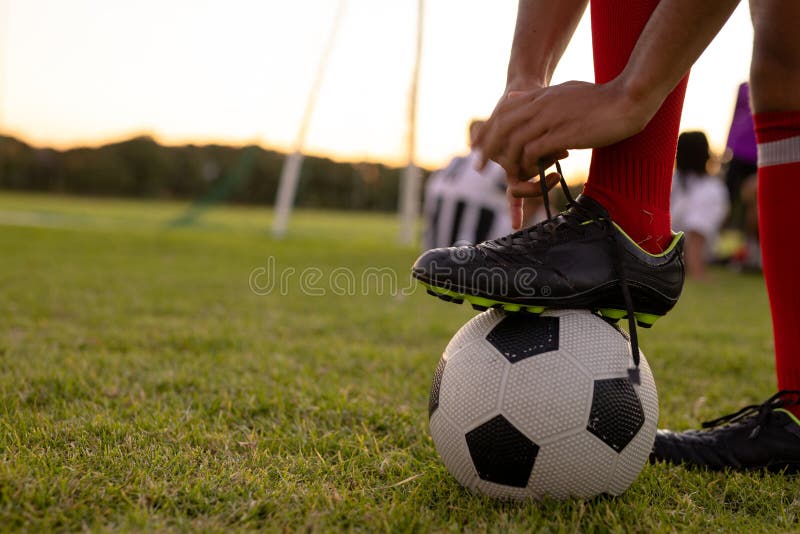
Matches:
[465,415,540,487]
[428,357,446,417]
[486,314,559,363]
[587,378,645,452]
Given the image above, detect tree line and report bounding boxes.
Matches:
[0,135,425,212]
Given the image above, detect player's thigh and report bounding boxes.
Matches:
[749,0,800,111]
[750,0,800,58]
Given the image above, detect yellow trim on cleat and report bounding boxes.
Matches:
[613,222,684,258]
[776,408,800,427]
[580,219,684,258]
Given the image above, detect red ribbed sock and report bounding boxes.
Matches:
[582,0,689,254]
[754,110,800,415]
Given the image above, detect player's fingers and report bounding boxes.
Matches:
[508,172,561,198]
[553,149,570,162]
[522,137,571,176]
[489,91,562,176]
[519,150,569,177]
[472,122,492,170]
[508,181,540,198]
[475,94,525,169]
[477,87,546,170]
[498,111,550,179]
[507,187,524,230]
[478,97,541,169]
[475,120,503,170]
[477,120,511,170]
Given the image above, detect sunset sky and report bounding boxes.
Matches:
[0,0,754,177]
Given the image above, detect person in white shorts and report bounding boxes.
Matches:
[670,131,729,279]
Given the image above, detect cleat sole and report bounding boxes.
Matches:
[597,308,627,321]
[635,313,660,328]
[418,281,664,324]
[598,308,662,327]
[419,281,543,314]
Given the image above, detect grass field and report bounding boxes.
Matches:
[0,192,797,532]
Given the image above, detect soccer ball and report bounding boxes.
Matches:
[428,308,658,500]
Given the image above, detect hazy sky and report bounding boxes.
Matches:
[0,0,753,176]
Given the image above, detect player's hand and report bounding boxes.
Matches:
[475,88,568,229]
[475,88,565,181]
[505,168,563,230]
[476,79,652,180]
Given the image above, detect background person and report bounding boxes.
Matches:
[724,82,758,224]
[671,131,729,279]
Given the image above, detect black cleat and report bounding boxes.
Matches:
[412,165,684,380]
[412,194,685,327]
[650,391,800,473]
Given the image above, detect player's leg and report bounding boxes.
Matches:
[412,0,685,329]
[750,0,800,419]
[582,0,689,255]
[651,0,800,471]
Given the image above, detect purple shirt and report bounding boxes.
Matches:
[725,82,757,165]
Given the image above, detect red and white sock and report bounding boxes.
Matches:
[582,0,689,254]
[754,110,800,415]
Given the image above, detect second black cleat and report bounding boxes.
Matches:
[411,194,685,328]
[650,391,800,473]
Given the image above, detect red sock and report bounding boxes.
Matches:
[754,111,800,415]
[582,0,689,254]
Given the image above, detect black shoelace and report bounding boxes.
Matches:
[490,162,592,250]
[532,161,642,384]
[701,390,800,439]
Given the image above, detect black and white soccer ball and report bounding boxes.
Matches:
[428,308,658,500]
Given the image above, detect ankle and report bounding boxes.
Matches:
[581,184,672,254]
